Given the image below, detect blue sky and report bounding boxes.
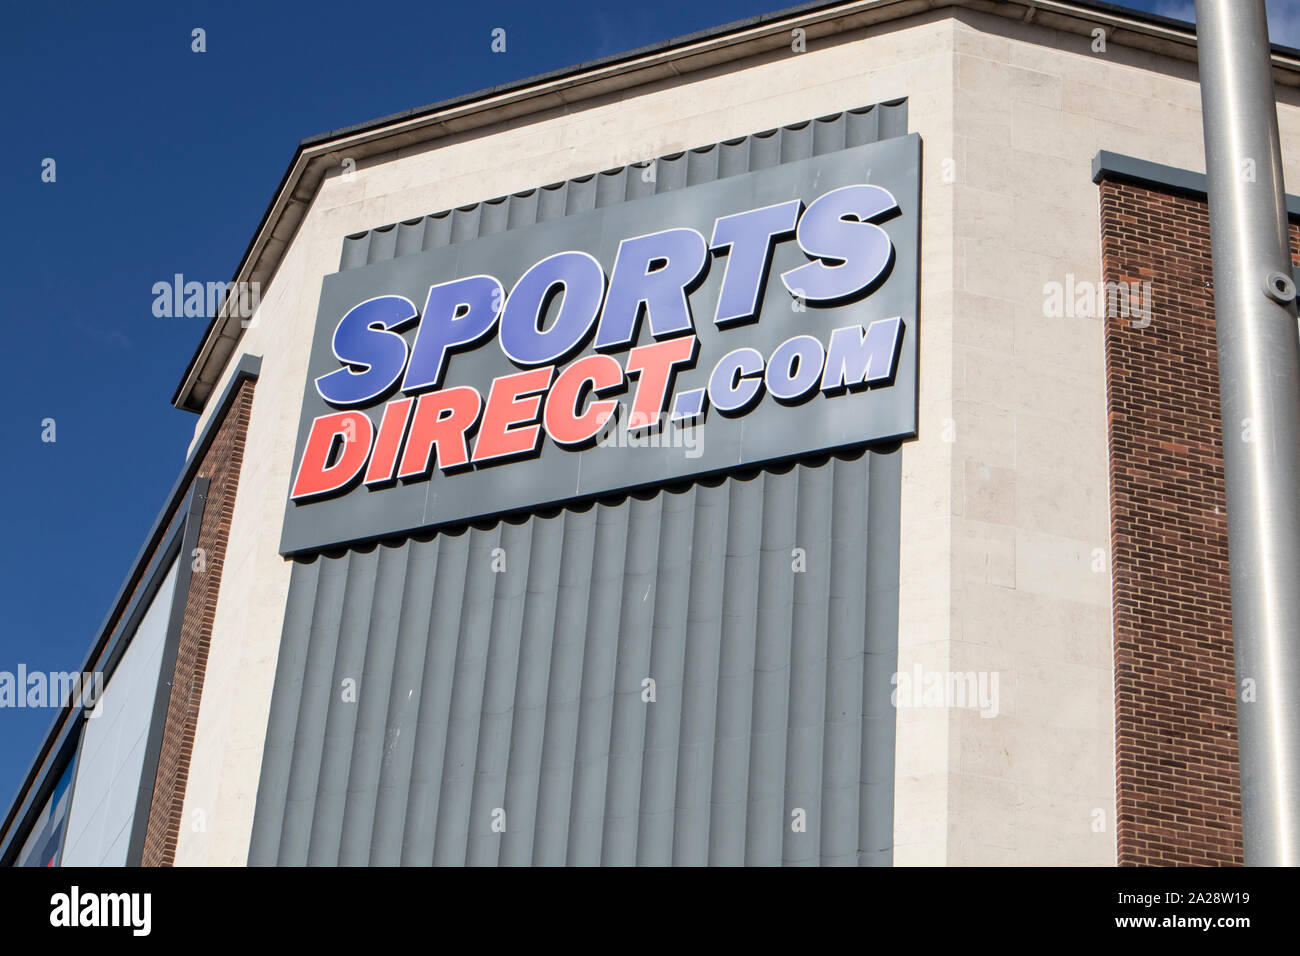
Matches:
[0,0,1294,818]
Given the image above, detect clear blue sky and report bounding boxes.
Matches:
[0,0,1293,817]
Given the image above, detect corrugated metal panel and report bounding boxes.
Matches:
[251,448,900,865]
[250,102,908,865]
[336,100,909,271]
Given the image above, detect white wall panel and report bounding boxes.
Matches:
[61,560,177,866]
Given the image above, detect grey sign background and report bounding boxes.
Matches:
[281,132,920,555]
[252,103,909,867]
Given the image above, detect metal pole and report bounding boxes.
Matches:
[1194,0,1300,866]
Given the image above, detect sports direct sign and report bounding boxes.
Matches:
[280,132,920,554]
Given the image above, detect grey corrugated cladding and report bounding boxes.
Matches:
[249,102,908,866]
[335,100,909,269]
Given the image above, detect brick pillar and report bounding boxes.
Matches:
[1099,176,1300,865]
[140,379,255,866]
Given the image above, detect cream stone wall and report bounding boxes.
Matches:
[173,5,1300,866]
[947,8,1299,866]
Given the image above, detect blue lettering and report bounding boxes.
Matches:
[820,317,903,393]
[500,251,605,366]
[710,199,801,326]
[595,228,708,350]
[315,295,419,407]
[402,274,504,394]
[707,346,765,415]
[781,185,897,303]
[766,335,826,403]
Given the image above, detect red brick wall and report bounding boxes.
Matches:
[1099,177,1300,866]
[141,380,255,866]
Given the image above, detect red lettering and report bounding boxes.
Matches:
[544,355,624,447]
[398,387,483,479]
[625,335,697,431]
[472,366,554,463]
[363,397,414,486]
[290,411,375,500]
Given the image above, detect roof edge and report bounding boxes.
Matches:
[172,0,1300,413]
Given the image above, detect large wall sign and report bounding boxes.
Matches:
[281,132,920,554]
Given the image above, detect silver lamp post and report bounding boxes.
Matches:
[1194,0,1300,865]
